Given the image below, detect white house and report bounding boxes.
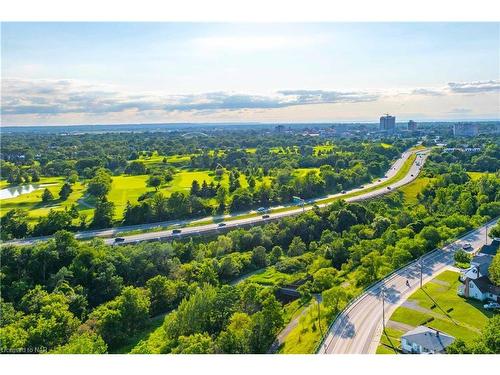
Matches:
[401,326,455,354]
[458,276,500,302]
[458,239,499,302]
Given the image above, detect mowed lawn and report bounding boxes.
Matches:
[377,270,494,354]
[0,177,89,223]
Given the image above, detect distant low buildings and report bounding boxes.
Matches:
[443,147,481,153]
[407,120,417,131]
[458,239,500,302]
[453,122,479,137]
[401,326,455,354]
[380,114,396,133]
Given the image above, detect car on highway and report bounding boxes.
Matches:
[262,214,270,219]
[257,207,268,213]
[172,229,182,234]
[359,185,364,189]
[484,302,500,310]
[387,186,391,190]
[410,174,414,177]
[217,222,226,227]
[113,237,125,243]
[341,190,346,194]
[462,243,473,251]
[378,179,382,182]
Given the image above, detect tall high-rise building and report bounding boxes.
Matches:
[379,114,396,133]
[407,120,417,131]
[453,122,478,137]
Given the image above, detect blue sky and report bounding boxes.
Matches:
[1,22,499,125]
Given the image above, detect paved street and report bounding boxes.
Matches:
[318,218,498,354]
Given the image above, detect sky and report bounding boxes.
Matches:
[1,22,499,126]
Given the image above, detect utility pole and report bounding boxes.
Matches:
[380,287,386,332]
[485,223,488,245]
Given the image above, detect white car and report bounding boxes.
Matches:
[483,302,500,310]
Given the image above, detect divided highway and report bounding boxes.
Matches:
[318,218,498,354]
[4,148,428,247]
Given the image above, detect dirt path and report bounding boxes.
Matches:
[386,320,414,332]
[268,303,311,353]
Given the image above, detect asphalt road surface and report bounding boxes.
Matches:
[318,218,498,354]
[4,148,428,247]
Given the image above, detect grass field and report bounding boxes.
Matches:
[398,177,433,204]
[0,177,90,223]
[245,266,306,286]
[278,302,327,354]
[467,172,490,181]
[376,270,494,354]
[112,313,167,354]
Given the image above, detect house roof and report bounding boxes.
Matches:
[480,239,499,256]
[402,326,455,352]
[472,276,500,295]
[471,253,494,276]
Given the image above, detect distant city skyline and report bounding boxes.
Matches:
[1,22,499,126]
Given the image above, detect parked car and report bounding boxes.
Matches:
[217,222,226,227]
[262,214,270,219]
[113,237,125,243]
[484,302,500,310]
[462,243,473,251]
[172,229,182,234]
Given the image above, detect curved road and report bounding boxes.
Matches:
[318,217,498,354]
[4,148,428,247]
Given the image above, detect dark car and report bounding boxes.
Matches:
[114,237,125,243]
[262,214,270,219]
[411,174,414,177]
[217,222,227,227]
[172,229,182,234]
[387,186,391,190]
[341,190,346,194]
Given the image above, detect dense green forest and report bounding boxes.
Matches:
[1,141,499,353]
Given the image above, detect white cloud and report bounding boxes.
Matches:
[448,80,500,94]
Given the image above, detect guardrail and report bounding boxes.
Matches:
[314,216,499,354]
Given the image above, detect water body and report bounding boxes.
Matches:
[0,184,45,200]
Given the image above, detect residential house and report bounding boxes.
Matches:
[458,239,499,302]
[401,326,455,354]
